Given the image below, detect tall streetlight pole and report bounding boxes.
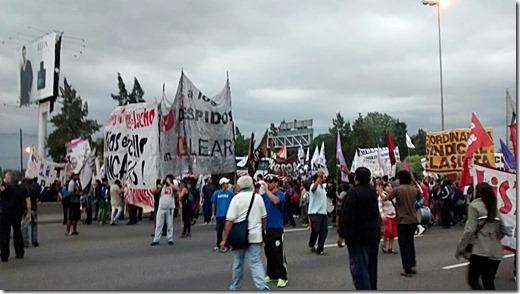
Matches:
[423,0,445,131]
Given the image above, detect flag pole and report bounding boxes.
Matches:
[335,158,340,227]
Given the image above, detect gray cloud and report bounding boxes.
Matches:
[0,0,515,169]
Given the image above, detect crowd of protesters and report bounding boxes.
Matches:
[0,166,514,291]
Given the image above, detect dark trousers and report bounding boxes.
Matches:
[264,228,288,280]
[93,202,99,220]
[203,201,212,223]
[441,201,452,227]
[62,197,70,224]
[0,212,24,260]
[128,204,138,224]
[397,223,418,273]
[284,201,296,227]
[468,255,501,290]
[85,206,93,224]
[182,206,192,235]
[138,206,143,221]
[308,214,328,253]
[347,243,379,290]
[216,217,226,247]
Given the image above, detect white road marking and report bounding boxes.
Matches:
[322,235,425,248]
[442,254,515,270]
[284,226,333,233]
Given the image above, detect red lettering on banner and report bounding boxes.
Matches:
[498,180,513,214]
[124,108,156,130]
[177,136,188,158]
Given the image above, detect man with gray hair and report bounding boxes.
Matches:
[0,173,31,262]
[221,176,269,290]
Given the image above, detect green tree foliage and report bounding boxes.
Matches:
[411,129,427,156]
[234,126,251,157]
[350,112,408,159]
[47,79,101,162]
[401,154,424,175]
[111,73,145,106]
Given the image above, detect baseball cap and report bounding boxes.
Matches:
[265,175,278,183]
[219,177,230,185]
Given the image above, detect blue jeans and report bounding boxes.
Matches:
[347,243,379,290]
[230,243,269,291]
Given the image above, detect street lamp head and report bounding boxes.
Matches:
[422,0,450,7]
[24,146,31,154]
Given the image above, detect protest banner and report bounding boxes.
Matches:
[350,147,400,177]
[472,163,517,251]
[269,154,299,176]
[425,128,495,173]
[160,72,236,176]
[104,102,159,210]
[25,147,66,187]
[65,138,91,176]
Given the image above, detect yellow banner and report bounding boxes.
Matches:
[425,128,495,173]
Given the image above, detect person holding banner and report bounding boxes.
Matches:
[455,182,508,290]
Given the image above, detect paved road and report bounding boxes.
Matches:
[0,218,516,291]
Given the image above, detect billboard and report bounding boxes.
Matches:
[18,32,61,106]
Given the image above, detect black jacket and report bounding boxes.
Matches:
[338,184,381,247]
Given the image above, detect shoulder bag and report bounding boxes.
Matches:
[462,221,487,260]
[227,192,255,250]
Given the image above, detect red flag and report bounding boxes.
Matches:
[276,144,287,159]
[509,124,517,160]
[402,160,408,171]
[386,131,396,165]
[459,113,494,188]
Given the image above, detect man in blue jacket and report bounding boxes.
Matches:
[261,175,288,288]
[211,177,234,252]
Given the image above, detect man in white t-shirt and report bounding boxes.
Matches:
[151,175,178,246]
[221,176,269,291]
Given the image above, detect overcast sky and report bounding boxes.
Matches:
[0,0,516,169]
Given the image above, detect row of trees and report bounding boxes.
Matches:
[47,73,143,163]
[234,112,428,177]
[46,74,427,178]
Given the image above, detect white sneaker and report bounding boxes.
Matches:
[213,246,219,252]
[417,225,425,236]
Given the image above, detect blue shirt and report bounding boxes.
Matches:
[211,189,234,217]
[262,189,285,229]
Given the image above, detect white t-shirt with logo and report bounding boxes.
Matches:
[226,189,266,244]
[158,185,175,209]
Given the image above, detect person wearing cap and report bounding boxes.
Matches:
[261,175,288,288]
[221,175,268,291]
[308,169,329,255]
[211,177,234,252]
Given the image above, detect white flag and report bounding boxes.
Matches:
[318,142,329,177]
[311,147,320,175]
[406,133,415,149]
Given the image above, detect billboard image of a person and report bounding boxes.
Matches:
[20,45,33,106]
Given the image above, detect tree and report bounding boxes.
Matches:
[411,129,427,156]
[403,155,424,175]
[47,79,101,162]
[234,126,251,157]
[328,112,356,168]
[129,77,145,104]
[111,73,145,106]
[349,112,408,160]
